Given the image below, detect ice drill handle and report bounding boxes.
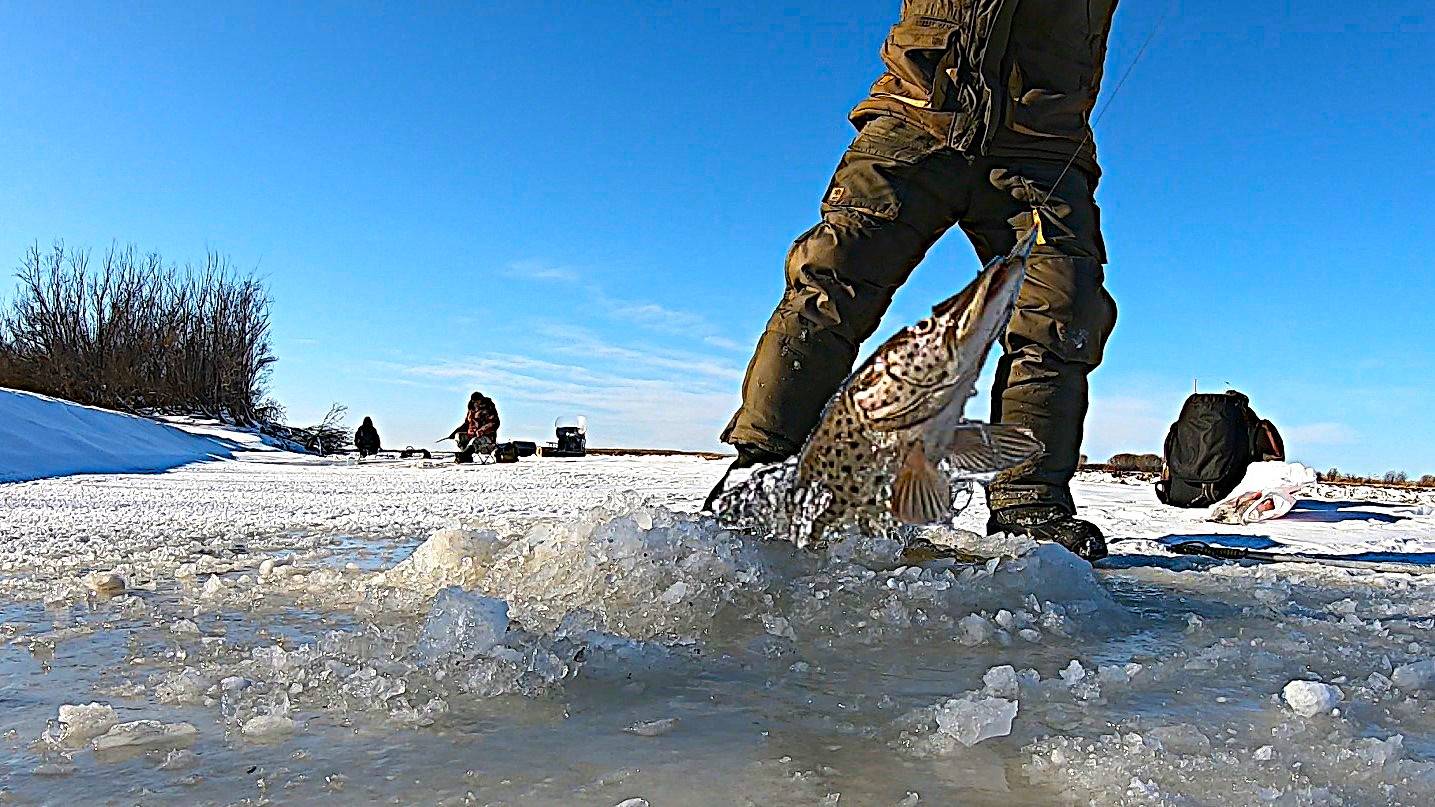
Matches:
[1170,541,1249,561]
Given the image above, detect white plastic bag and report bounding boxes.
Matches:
[1207,462,1316,525]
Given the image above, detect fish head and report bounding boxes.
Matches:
[939,248,1026,380]
[851,248,1026,428]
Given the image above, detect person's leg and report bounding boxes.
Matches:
[959,161,1117,555]
[721,116,969,460]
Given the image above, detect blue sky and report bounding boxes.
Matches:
[2,1,1431,476]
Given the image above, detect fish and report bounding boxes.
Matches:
[715,223,1046,549]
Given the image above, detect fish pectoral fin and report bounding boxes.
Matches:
[947,423,1045,477]
[891,441,952,524]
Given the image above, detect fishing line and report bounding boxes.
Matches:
[1038,0,1176,209]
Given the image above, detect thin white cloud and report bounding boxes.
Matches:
[503,260,580,282]
[412,257,754,447]
[505,255,742,343]
[703,335,746,351]
[400,353,735,449]
[603,299,709,333]
[390,321,745,449]
[536,324,743,382]
[1284,422,1358,445]
[1081,394,1178,462]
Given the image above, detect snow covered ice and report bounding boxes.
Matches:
[4,410,1435,803]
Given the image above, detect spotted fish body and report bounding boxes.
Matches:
[717,228,1045,548]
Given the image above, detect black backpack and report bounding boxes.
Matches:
[1155,390,1285,508]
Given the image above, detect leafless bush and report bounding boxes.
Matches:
[1320,469,1434,489]
[1108,453,1164,473]
[0,242,274,423]
[263,403,350,455]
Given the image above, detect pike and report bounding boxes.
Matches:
[714,220,1047,549]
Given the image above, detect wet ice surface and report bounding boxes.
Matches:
[3,454,1435,805]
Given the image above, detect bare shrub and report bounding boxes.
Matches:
[0,242,274,423]
[257,403,350,455]
[1108,453,1164,473]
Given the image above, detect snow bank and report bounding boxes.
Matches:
[0,387,236,483]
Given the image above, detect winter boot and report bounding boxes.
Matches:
[987,504,1108,561]
[702,444,792,512]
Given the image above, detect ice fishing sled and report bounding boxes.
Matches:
[541,416,587,457]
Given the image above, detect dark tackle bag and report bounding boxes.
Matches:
[1155,390,1285,508]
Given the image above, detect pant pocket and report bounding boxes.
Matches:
[821,116,941,222]
[1006,257,1115,366]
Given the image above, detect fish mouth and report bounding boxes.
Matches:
[955,256,1024,344]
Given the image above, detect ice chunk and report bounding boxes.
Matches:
[933,696,1018,747]
[1282,680,1343,717]
[200,574,226,598]
[385,528,502,592]
[1127,779,1159,797]
[154,668,211,705]
[57,703,117,745]
[83,571,126,596]
[1060,660,1086,685]
[93,720,198,752]
[1148,724,1212,755]
[159,749,198,771]
[1254,745,1274,761]
[1391,659,1435,690]
[1354,735,1404,767]
[241,715,295,740]
[418,587,509,662]
[613,800,650,807]
[625,718,679,737]
[659,581,689,604]
[221,676,253,694]
[956,614,994,646]
[762,615,796,640]
[983,665,1020,698]
[1096,664,1132,686]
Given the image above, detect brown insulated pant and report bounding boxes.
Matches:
[722,115,1116,514]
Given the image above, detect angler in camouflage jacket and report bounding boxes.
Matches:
[719,0,1120,558]
[451,392,501,452]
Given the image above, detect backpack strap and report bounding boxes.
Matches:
[1155,478,1171,504]
[1255,419,1285,461]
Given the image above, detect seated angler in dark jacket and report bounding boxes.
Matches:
[354,417,382,458]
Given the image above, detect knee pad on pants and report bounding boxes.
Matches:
[1005,255,1116,366]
